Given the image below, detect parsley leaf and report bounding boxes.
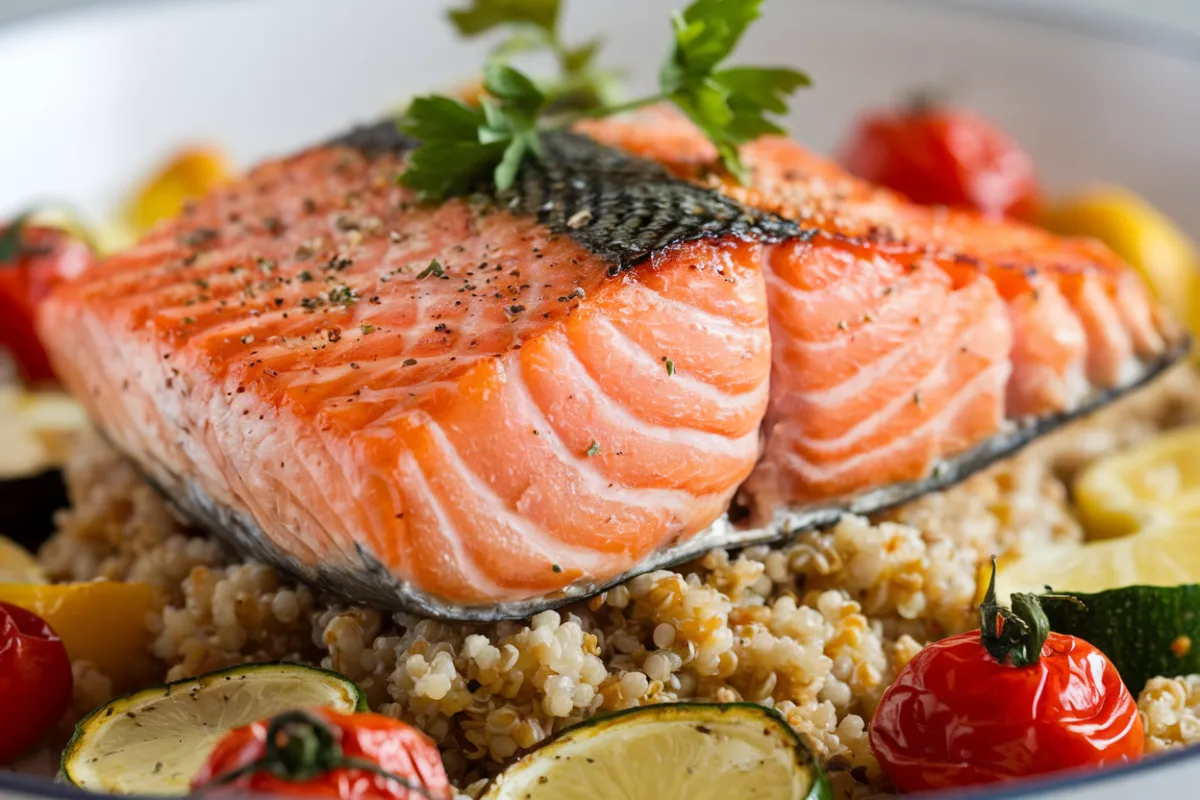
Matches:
[401,0,809,199]
[660,0,810,181]
[449,0,560,37]
[399,63,547,198]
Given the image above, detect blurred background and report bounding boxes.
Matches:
[4,0,1200,33]
[1,0,1198,248]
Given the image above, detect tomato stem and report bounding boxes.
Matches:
[0,213,32,264]
[979,557,1053,667]
[206,710,437,799]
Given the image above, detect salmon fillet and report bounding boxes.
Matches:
[38,127,798,615]
[39,115,1184,618]
[579,109,1185,515]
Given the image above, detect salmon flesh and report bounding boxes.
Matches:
[39,119,1186,620]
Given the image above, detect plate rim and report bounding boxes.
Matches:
[1,0,1198,798]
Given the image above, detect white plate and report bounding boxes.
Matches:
[1,1,1199,798]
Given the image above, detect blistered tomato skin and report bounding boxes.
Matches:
[841,107,1039,221]
[0,223,92,384]
[869,629,1143,793]
[192,708,452,800]
[0,601,74,764]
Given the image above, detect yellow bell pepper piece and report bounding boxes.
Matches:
[125,147,231,234]
[0,535,46,584]
[0,581,156,688]
[1040,185,1200,353]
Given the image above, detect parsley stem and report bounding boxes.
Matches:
[572,95,665,120]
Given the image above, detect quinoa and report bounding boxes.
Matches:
[32,363,1200,798]
[1139,675,1200,752]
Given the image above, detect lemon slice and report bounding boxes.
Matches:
[62,663,367,795]
[480,703,830,800]
[1073,424,1200,540]
[995,522,1200,599]
[1040,186,1200,349]
[0,536,47,583]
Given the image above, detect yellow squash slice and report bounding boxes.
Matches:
[0,580,155,687]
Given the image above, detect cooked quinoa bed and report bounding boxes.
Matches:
[23,364,1200,798]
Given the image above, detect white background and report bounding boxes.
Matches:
[2,0,1200,35]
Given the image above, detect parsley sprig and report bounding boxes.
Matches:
[448,0,616,111]
[400,0,809,199]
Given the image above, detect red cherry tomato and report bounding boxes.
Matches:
[840,103,1039,220]
[0,601,74,764]
[191,708,452,800]
[869,569,1143,793]
[0,220,92,385]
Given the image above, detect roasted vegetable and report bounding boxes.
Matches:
[840,101,1038,220]
[0,220,92,384]
[125,147,231,233]
[0,601,72,764]
[0,581,155,690]
[62,663,367,795]
[870,562,1142,793]
[192,708,451,800]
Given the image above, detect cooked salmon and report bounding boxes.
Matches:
[39,115,1184,619]
[579,109,1185,516]
[38,126,803,617]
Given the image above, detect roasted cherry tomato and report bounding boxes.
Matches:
[0,601,73,764]
[0,219,92,384]
[191,708,452,800]
[869,562,1142,793]
[840,101,1039,220]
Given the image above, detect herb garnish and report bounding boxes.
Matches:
[400,0,809,199]
[586,440,600,457]
[449,0,615,111]
[417,259,446,279]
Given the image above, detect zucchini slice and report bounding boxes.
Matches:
[1041,585,1200,693]
[61,662,367,795]
[480,702,830,800]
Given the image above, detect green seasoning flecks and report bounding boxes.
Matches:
[586,441,600,457]
[417,259,445,279]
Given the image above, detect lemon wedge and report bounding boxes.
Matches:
[481,703,829,800]
[62,663,367,795]
[993,425,1200,597]
[995,522,1200,599]
[1040,186,1200,348]
[1073,424,1200,540]
[0,535,47,583]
